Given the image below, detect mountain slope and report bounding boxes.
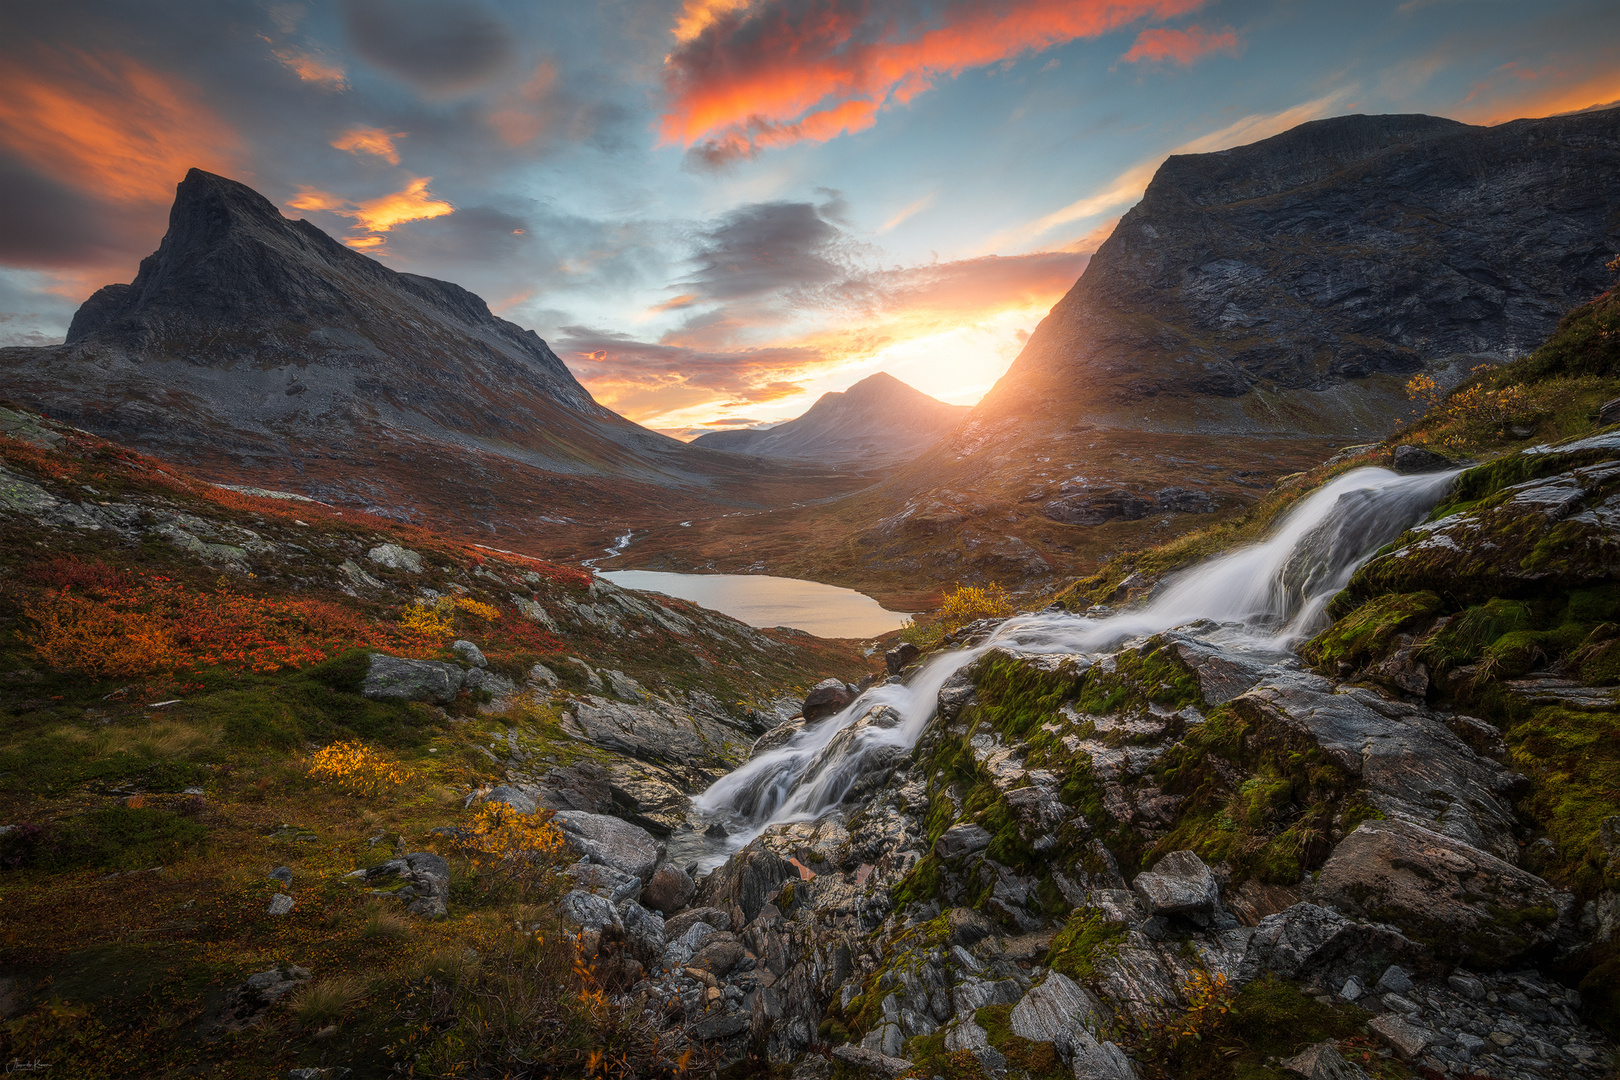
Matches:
[0,170,859,534]
[691,371,969,467]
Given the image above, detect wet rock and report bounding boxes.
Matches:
[696,840,798,925]
[565,861,642,904]
[554,810,664,882]
[1009,971,1102,1054]
[885,643,920,675]
[1167,634,1269,704]
[217,965,311,1031]
[750,718,807,761]
[1279,1040,1366,1080]
[360,654,463,704]
[935,823,992,859]
[641,863,695,914]
[802,678,856,722]
[483,784,537,815]
[936,670,977,721]
[1312,819,1560,967]
[451,639,487,667]
[349,852,450,918]
[1391,445,1453,474]
[1131,850,1220,917]
[366,542,422,572]
[560,889,621,931]
[1368,1013,1434,1060]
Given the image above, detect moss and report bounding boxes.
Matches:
[973,653,1085,739]
[1301,591,1441,673]
[1047,908,1127,982]
[1505,704,1620,893]
[1227,975,1371,1061]
[973,1004,1067,1080]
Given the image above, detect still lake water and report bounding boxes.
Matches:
[598,569,910,638]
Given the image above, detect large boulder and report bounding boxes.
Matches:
[483,785,537,815]
[553,810,664,882]
[885,642,921,675]
[1312,819,1561,967]
[1009,971,1102,1056]
[565,861,642,904]
[1131,850,1220,917]
[695,840,798,926]
[802,677,856,722]
[641,863,695,914]
[559,889,621,931]
[1238,903,1423,990]
[361,654,464,704]
[1390,445,1453,474]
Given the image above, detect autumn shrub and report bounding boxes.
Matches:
[308,740,413,796]
[1161,970,1233,1046]
[901,582,1016,650]
[453,803,572,901]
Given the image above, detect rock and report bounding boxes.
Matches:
[565,861,642,904]
[885,643,921,675]
[560,889,622,931]
[695,840,799,925]
[267,893,294,915]
[665,906,731,939]
[268,866,292,887]
[287,1069,352,1080]
[483,785,537,815]
[604,669,646,702]
[687,1008,750,1040]
[1447,973,1485,1000]
[618,901,666,967]
[1279,1040,1366,1080]
[945,907,995,947]
[1601,396,1620,427]
[791,1056,832,1080]
[935,823,992,859]
[936,670,977,720]
[802,677,856,722]
[1390,445,1453,474]
[367,543,423,572]
[1367,1013,1434,1060]
[1131,850,1220,917]
[641,863,695,914]
[1070,1034,1140,1080]
[1238,903,1423,989]
[689,938,746,976]
[831,1044,913,1077]
[351,852,450,918]
[451,639,487,667]
[662,922,721,969]
[1374,965,1413,996]
[1009,971,1102,1055]
[554,810,664,882]
[526,662,560,687]
[217,965,311,1031]
[1601,815,1620,857]
[360,654,464,704]
[1153,486,1215,513]
[750,718,807,760]
[1044,489,1153,526]
[1312,819,1560,967]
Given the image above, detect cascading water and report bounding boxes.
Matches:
[692,466,1459,860]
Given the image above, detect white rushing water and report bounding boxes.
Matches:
[692,466,1459,855]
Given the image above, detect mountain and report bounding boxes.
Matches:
[691,372,970,467]
[611,108,1620,601]
[0,170,858,535]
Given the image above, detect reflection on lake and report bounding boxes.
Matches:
[598,569,909,639]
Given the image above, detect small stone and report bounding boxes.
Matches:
[1369,1013,1433,1060]
[1488,1031,1515,1048]
[1455,1033,1486,1056]
[1447,974,1485,1001]
[1375,965,1414,996]
[268,866,292,887]
[267,893,294,916]
[1381,992,1420,1015]
[451,639,487,667]
[1280,1040,1364,1080]
[1340,975,1365,1000]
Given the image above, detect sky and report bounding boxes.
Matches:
[2,1,1617,438]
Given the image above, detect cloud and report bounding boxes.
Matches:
[661,0,1205,162]
[683,200,849,301]
[649,293,701,313]
[342,0,516,97]
[0,47,240,207]
[269,44,351,89]
[877,192,935,233]
[1119,25,1237,65]
[673,0,755,44]
[487,63,560,146]
[331,126,406,163]
[286,177,456,248]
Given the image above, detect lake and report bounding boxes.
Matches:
[598,569,910,638]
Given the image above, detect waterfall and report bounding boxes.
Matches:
[693,465,1458,850]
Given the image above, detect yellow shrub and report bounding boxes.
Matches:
[309,740,413,796]
[399,600,455,639]
[453,597,501,621]
[900,582,1015,650]
[1162,970,1233,1045]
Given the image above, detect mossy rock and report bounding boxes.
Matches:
[1302,591,1441,673]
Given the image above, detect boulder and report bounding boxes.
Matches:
[689,938,746,976]
[935,823,992,859]
[483,785,537,815]
[1279,1040,1366,1080]
[554,810,664,882]
[802,677,856,722]
[267,893,294,915]
[750,718,807,760]
[1312,819,1560,967]
[1153,486,1215,513]
[1070,1033,1140,1080]
[559,889,621,931]
[1131,850,1220,917]
[1009,971,1102,1056]
[1044,489,1153,526]
[1367,1013,1434,1060]
[451,639,487,667]
[565,861,642,904]
[360,654,464,704]
[885,642,921,676]
[641,863,695,914]
[367,542,423,572]
[1390,445,1453,474]
[695,840,798,925]
[831,1044,912,1077]
[350,852,450,918]
[618,901,666,967]
[217,965,311,1031]
[665,906,731,939]
[1238,903,1423,990]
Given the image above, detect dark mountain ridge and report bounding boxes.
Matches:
[691,371,969,467]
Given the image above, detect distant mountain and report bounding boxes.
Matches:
[0,170,852,530]
[692,372,969,467]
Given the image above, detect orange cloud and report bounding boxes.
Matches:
[1119,25,1237,65]
[649,293,702,314]
[0,47,239,206]
[271,45,350,90]
[662,0,1204,160]
[673,0,755,44]
[331,127,406,163]
[1456,60,1620,125]
[286,177,454,249]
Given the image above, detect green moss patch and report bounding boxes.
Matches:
[1047,908,1127,982]
[1303,591,1441,673]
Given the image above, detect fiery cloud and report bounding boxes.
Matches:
[271,45,351,89]
[331,127,406,163]
[0,47,239,206]
[673,0,755,44]
[1119,25,1237,65]
[661,0,1204,161]
[286,177,455,248]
